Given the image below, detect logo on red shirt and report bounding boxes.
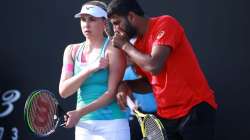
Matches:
[156,31,165,40]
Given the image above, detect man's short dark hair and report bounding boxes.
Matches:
[107,0,144,18]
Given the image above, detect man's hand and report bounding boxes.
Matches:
[116,81,132,110]
[112,29,129,49]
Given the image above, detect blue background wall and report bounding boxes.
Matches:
[0,0,249,139]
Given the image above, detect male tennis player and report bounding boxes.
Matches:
[107,0,218,140]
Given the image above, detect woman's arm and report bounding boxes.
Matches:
[59,44,100,98]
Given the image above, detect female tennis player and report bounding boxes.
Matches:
[58,1,130,140]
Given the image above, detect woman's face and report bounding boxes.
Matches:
[80,14,106,38]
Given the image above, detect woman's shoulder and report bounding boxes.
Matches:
[66,42,84,51]
[64,42,84,59]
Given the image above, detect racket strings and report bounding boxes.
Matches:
[30,95,45,135]
[27,92,58,136]
[144,116,165,140]
[40,93,57,135]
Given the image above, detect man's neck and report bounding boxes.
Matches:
[137,17,150,35]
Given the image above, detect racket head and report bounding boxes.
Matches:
[143,114,167,140]
[24,89,61,137]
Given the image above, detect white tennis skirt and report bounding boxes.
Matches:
[75,119,130,140]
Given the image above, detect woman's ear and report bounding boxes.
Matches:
[127,11,136,24]
[104,20,114,37]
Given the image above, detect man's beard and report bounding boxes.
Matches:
[124,18,137,39]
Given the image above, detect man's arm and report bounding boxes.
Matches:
[112,33,171,75]
[122,42,171,75]
[125,77,152,93]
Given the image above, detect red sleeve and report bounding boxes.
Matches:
[153,16,184,50]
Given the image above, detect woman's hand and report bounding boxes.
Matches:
[64,110,81,128]
[89,57,109,72]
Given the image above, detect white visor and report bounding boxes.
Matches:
[74,4,107,19]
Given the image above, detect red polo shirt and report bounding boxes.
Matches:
[134,15,217,119]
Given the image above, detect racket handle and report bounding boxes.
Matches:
[126,96,136,110]
[60,123,66,127]
[58,106,69,127]
[58,106,68,116]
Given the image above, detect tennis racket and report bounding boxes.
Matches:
[126,96,167,140]
[24,89,67,137]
